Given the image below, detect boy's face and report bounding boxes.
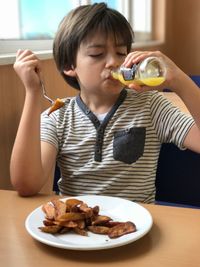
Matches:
[67,32,128,96]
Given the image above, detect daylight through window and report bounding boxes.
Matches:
[0,0,152,55]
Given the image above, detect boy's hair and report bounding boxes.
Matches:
[53,2,134,90]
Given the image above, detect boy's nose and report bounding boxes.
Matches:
[105,55,120,69]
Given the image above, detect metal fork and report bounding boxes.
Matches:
[40,79,54,104]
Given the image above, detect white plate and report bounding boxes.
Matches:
[25,195,153,250]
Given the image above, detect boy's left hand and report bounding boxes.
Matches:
[123,50,183,93]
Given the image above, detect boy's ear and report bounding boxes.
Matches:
[63,68,76,77]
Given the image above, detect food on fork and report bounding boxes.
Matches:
[39,79,64,115]
[47,98,65,115]
[39,198,136,238]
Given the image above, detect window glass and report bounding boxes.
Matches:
[0,0,152,55]
[0,0,75,40]
[91,0,118,9]
[20,0,74,39]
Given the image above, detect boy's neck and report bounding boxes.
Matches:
[80,91,121,114]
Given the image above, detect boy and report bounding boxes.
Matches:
[10,3,200,203]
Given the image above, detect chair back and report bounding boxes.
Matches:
[155,143,200,207]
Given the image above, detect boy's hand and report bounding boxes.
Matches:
[123,50,183,92]
[13,49,42,92]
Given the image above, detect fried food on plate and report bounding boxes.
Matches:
[108,221,136,238]
[39,197,137,238]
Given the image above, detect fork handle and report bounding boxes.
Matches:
[40,80,54,104]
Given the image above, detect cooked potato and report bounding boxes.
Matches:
[39,198,137,239]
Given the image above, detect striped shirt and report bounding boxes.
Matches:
[40,89,194,203]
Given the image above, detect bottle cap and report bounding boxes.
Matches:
[121,64,137,81]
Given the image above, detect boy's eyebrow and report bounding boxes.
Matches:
[86,43,126,49]
[86,44,105,49]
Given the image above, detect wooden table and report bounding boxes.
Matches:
[1,190,200,267]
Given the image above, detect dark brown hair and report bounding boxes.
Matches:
[53,2,134,90]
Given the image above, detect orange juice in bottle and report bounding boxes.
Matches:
[111,56,166,87]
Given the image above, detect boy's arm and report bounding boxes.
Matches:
[124,51,200,153]
[171,71,200,153]
[10,50,57,196]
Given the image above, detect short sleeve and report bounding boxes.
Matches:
[150,92,194,149]
[40,110,59,150]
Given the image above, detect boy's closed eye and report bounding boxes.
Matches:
[89,52,127,58]
[89,53,103,58]
[117,52,127,56]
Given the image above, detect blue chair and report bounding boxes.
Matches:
[190,75,200,87]
[53,164,60,194]
[156,75,200,208]
[155,143,200,208]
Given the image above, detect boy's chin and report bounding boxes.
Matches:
[104,87,124,95]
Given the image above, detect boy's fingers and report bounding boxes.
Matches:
[128,82,142,91]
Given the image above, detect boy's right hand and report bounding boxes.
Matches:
[13,49,42,93]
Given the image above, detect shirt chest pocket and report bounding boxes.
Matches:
[113,127,146,164]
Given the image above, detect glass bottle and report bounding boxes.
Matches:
[111,56,167,86]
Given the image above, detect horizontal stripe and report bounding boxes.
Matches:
[41,89,194,203]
